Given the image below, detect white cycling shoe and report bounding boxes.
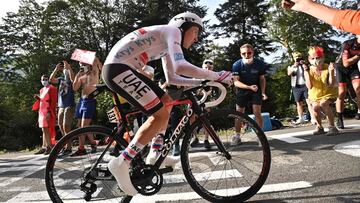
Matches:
[146,150,180,167]
[108,158,138,196]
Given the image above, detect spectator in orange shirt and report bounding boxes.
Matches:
[282,0,360,34]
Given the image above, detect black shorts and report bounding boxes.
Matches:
[102,64,165,116]
[292,85,308,102]
[336,64,360,86]
[236,90,262,108]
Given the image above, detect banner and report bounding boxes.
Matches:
[71,49,96,65]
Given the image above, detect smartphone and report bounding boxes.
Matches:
[59,61,64,68]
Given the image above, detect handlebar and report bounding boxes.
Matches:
[196,81,227,108]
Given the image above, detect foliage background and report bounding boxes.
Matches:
[0,0,356,150]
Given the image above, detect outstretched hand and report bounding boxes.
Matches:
[281,0,312,12]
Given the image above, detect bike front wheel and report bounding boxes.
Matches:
[181,109,271,203]
[45,125,127,202]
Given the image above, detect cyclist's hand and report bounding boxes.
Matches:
[215,71,233,86]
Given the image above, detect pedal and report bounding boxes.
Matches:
[159,166,173,174]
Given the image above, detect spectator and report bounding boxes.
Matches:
[34,75,58,155]
[303,46,338,135]
[232,44,267,145]
[287,52,315,124]
[71,57,102,156]
[281,0,360,34]
[190,59,214,150]
[49,60,75,156]
[335,36,360,129]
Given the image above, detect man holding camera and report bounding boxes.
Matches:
[287,52,315,124]
[49,61,75,156]
[335,35,360,129]
[71,57,102,156]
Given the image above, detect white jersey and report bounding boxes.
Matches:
[105,25,220,86]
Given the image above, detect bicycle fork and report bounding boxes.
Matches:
[199,116,232,160]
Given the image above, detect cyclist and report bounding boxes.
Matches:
[102,12,233,196]
[335,35,360,128]
[282,0,360,34]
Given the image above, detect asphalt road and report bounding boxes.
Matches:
[0,119,359,203]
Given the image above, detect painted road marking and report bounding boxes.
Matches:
[164,169,242,184]
[4,181,312,202]
[334,140,360,157]
[269,124,360,143]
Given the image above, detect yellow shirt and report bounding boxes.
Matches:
[308,64,338,102]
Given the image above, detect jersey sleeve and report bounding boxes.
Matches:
[232,61,240,76]
[162,27,220,86]
[332,9,360,35]
[259,60,266,75]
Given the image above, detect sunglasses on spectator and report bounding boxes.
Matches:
[241,52,253,56]
[204,61,213,65]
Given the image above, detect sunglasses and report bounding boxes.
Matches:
[241,52,253,56]
[204,61,213,65]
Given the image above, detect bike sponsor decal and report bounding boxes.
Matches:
[112,70,160,110]
[114,46,135,59]
[162,108,193,157]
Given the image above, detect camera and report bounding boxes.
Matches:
[296,58,304,62]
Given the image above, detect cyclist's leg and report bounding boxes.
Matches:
[102,63,170,196]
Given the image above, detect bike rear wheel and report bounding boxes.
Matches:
[45,126,128,202]
[181,109,271,203]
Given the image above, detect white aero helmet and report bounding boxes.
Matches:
[168,12,203,31]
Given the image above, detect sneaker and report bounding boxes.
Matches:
[355,113,360,120]
[327,126,339,136]
[108,158,138,196]
[295,118,304,124]
[190,136,199,147]
[313,126,326,135]
[91,144,97,153]
[44,147,52,155]
[34,148,46,155]
[59,148,72,157]
[336,117,344,129]
[232,134,241,145]
[146,150,179,167]
[70,148,87,157]
[203,140,211,150]
[172,144,180,156]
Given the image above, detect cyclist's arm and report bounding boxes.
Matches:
[162,27,220,86]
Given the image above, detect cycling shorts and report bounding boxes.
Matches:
[336,64,360,86]
[102,64,165,115]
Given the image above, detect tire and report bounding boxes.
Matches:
[181,109,271,203]
[45,126,127,202]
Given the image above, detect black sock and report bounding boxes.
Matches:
[336,112,343,119]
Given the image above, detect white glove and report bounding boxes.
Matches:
[215,71,233,86]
